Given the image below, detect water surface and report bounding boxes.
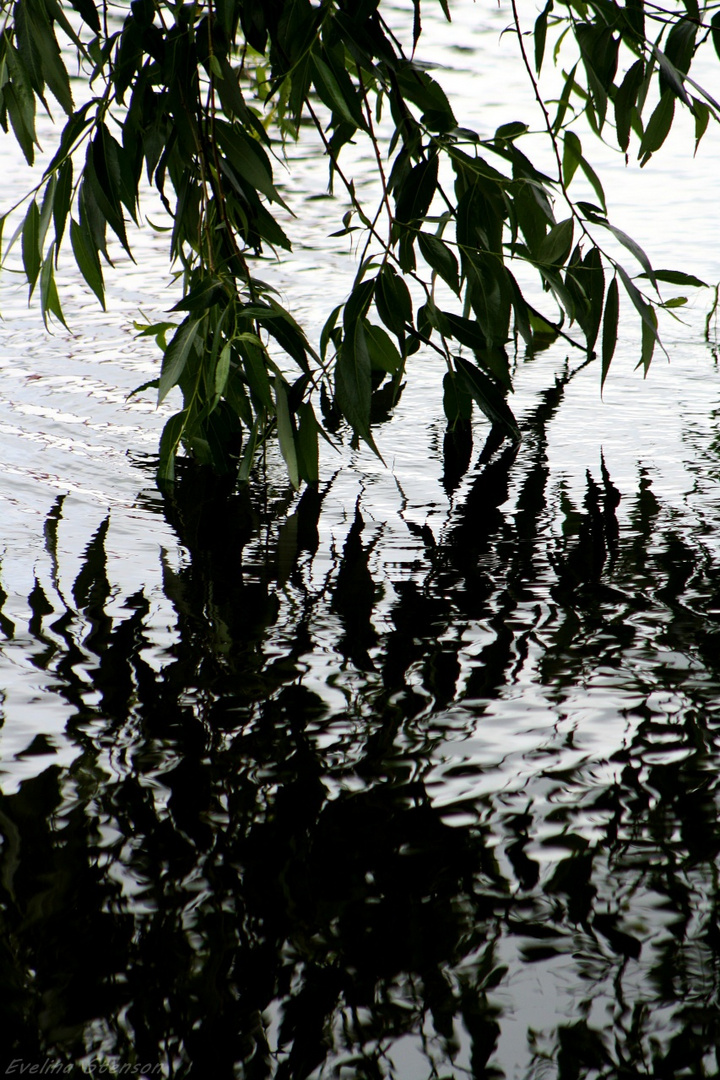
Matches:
[2,3,720,1077]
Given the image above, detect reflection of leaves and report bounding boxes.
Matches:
[332,503,379,670]
[557,1021,610,1080]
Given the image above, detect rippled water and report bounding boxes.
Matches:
[3,2,720,1077]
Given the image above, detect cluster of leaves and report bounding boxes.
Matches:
[0,0,717,485]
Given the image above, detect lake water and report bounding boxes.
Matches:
[2,2,720,1076]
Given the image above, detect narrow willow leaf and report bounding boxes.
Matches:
[538,218,574,267]
[535,0,553,74]
[363,321,402,373]
[215,120,288,208]
[241,343,274,411]
[583,246,605,353]
[216,55,270,144]
[67,0,101,32]
[713,13,720,63]
[552,62,579,134]
[614,59,644,152]
[616,265,661,355]
[275,380,300,490]
[335,321,381,455]
[639,268,708,288]
[70,217,105,308]
[296,401,320,484]
[395,155,439,225]
[310,51,365,130]
[601,276,619,393]
[45,101,95,177]
[443,370,472,424]
[662,296,687,308]
[640,305,658,374]
[158,411,188,484]
[639,90,675,162]
[14,1,44,101]
[578,155,606,214]
[376,267,412,340]
[38,175,57,253]
[563,131,582,188]
[455,356,520,439]
[39,244,67,328]
[158,318,202,404]
[215,343,232,397]
[22,201,41,294]
[34,15,74,114]
[53,158,74,255]
[598,222,656,289]
[417,232,460,293]
[87,133,131,255]
[693,98,710,154]
[5,43,38,163]
[494,121,528,142]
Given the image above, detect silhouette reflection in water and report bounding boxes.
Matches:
[2,373,720,1078]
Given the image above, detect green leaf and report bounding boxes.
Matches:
[583,246,605,352]
[494,121,529,143]
[638,268,708,289]
[693,98,710,154]
[335,320,380,454]
[321,304,343,361]
[87,130,131,255]
[639,90,675,162]
[363,321,402,373]
[296,402,320,484]
[552,62,579,134]
[601,276,618,393]
[443,370,472,424]
[616,265,661,357]
[563,131,582,188]
[158,318,202,404]
[275,379,299,489]
[614,60,644,152]
[310,51,365,130]
[68,0,101,32]
[39,244,66,328]
[535,1,553,74]
[577,154,606,215]
[395,155,439,225]
[394,64,457,133]
[33,13,74,114]
[454,355,519,439]
[215,343,232,397]
[70,217,105,308]
[45,101,96,177]
[589,217,656,289]
[158,411,188,485]
[215,120,288,208]
[22,201,41,294]
[375,266,412,340]
[52,158,74,255]
[241,342,274,411]
[538,218,574,267]
[713,13,720,63]
[418,232,460,294]
[639,304,658,374]
[4,63,37,165]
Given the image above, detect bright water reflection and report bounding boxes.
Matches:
[3,2,720,1077]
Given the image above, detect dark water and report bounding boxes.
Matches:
[4,348,720,1077]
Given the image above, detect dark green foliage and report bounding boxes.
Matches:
[0,0,713,485]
